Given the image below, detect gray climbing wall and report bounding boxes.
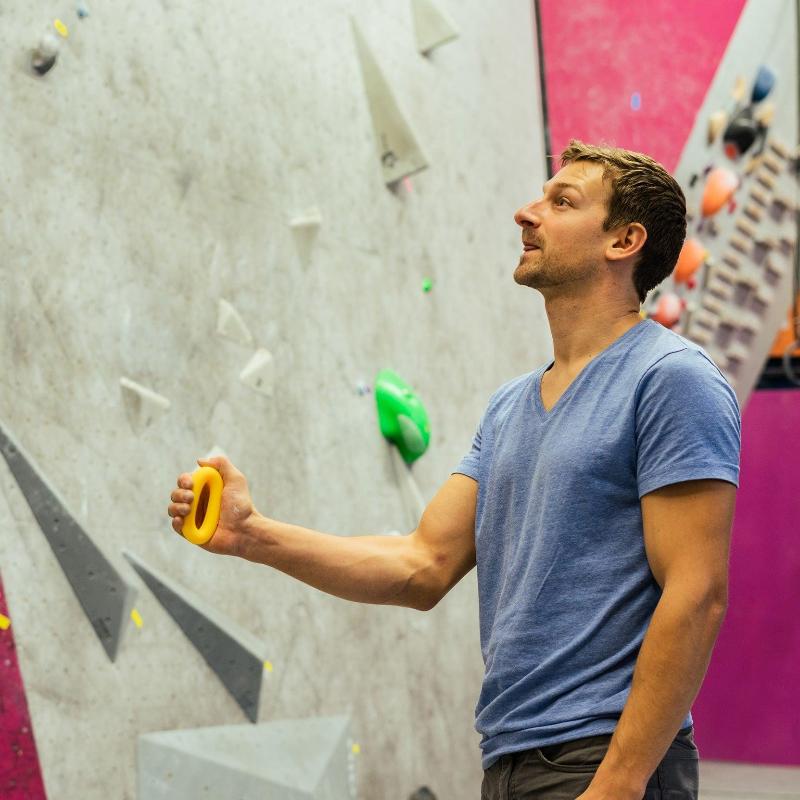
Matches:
[0,1,546,798]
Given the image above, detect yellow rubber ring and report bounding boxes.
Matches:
[181,466,223,545]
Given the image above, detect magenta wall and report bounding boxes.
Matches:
[691,389,800,765]
[537,0,746,171]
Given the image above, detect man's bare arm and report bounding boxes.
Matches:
[168,457,478,612]
[579,478,736,800]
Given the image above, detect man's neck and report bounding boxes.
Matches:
[544,297,643,377]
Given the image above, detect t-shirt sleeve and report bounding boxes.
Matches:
[452,414,484,481]
[635,348,741,498]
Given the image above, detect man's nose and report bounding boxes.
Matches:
[514,199,542,228]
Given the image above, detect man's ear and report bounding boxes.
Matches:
[606,222,647,262]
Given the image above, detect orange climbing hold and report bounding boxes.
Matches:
[674,238,707,284]
[702,168,739,217]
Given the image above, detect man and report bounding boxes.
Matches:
[168,141,740,800]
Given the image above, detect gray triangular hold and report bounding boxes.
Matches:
[123,550,266,722]
[0,420,136,661]
[351,19,429,186]
[411,0,459,55]
[137,716,352,800]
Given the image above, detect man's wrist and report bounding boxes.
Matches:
[237,508,266,560]
[588,757,648,800]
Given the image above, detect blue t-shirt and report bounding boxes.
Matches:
[453,319,741,770]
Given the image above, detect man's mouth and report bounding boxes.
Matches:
[522,244,540,251]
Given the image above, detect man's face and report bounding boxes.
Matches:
[513,161,612,294]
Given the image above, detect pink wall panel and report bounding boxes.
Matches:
[692,389,800,765]
[0,572,47,798]
[537,0,747,171]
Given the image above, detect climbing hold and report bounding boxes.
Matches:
[650,293,684,329]
[630,92,641,111]
[239,349,275,396]
[119,377,170,431]
[351,19,429,185]
[723,109,760,158]
[422,278,433,293]
[31,33,60,76]
[411,0,459,56]
[54,19,69,38]
[707,110,728,145]
[355,380,371,396]
[77,4,90,18]
[751,65,777,103]
[216,299,253,346]
[674,238,707,284]
[375,369,430,464]
[701,167,738,217]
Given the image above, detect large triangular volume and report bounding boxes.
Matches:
[137,716,351,799]
[351,19,429,186]
[123,550,266,722]
[411,0,459,55]
[0,421,137,662]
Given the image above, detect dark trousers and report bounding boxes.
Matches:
[481,726,699,800]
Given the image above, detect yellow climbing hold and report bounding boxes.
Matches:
[0,613,10,630]
[131,608,143,628]
[54,19,69,38]
[351,743,361,755]
[263,660,273,672]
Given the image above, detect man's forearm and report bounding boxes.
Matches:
[237,512,437,610]
[589,585,727,798]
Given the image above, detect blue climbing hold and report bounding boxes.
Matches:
[751,65,776,103]
[630,92,642,111]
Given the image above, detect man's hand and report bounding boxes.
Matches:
[167,455,259,558]
[575,776,644,800]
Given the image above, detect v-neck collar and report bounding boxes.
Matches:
[532,320,652,420]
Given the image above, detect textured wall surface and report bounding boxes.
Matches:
[0,1,548,797]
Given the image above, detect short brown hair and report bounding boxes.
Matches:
[559,140,686,303]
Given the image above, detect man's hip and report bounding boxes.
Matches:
[481,726,699,799]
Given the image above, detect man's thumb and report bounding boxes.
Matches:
[197,455,229,476]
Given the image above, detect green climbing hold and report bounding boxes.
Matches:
[375,369,431,464]
[422,278,433,293]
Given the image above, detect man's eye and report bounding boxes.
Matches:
[556,197,571,207]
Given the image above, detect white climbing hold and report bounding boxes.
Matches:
[119,378,170,431]
[412,0,459,55]
[216,299,253,346]
[289,207,323,231]
[239,349,275,397]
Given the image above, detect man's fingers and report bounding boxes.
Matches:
[178,473,194,490]
[170,489,194,504]
[168,502,192,518]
